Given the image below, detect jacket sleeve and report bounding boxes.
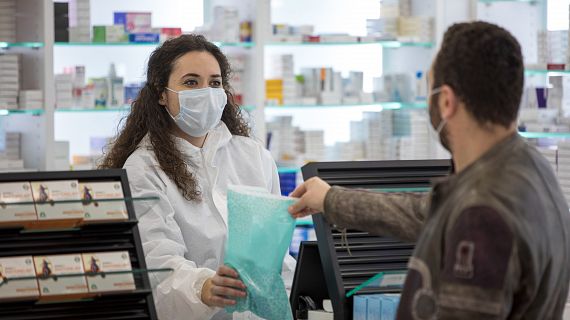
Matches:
[125,160,219,320]
[434,206,519,319]
[323,186,429,242]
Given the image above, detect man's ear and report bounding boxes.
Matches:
[439,84,458,121]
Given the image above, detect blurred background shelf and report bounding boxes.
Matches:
[518,131,570,139]
[265,41,434,48]
[0,42,44,48]
[0,109,44,116]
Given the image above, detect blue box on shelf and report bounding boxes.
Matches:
[353,295,368,320]
[353,294,401,320]
[278,171,297,196]
[128,33,159,43]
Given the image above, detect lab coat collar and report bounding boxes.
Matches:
[173,122,233,165]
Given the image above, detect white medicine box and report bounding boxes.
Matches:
[83,251,135,293]
[31,180,84,220]
[0,182,37,222]
[0,256,39,299]
[79,181,128,221]
[33,254,88,296]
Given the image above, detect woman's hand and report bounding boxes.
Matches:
[201,265,247,308]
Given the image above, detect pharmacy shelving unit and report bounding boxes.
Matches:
[0,169,167,319]
[1,0,566,173]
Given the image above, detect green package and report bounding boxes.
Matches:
[224,186,295,320]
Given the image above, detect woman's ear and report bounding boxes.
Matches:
[159,90,167,106]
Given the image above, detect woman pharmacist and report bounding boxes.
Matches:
[100,34,295,320]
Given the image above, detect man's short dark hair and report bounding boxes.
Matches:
[433,21,523,127]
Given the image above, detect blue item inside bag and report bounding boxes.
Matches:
[224,186,296,320]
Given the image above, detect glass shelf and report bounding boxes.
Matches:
[525,69,570,76]
[55,106,131,113]
[0,196,159,207]
[0,42,44,49]
[518,132,570,139]
[55,42,254,48]
[56,105,255,113]
[266,101,427,110]
[0,268,173,287]
[479,0,538,3]
[266,41,433,48]
[0,109,44,116]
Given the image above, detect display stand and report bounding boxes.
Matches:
[0,169,165,320]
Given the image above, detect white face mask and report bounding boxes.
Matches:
[165,87,227,137]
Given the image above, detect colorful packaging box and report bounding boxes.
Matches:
[31,180,84,220]
[113,12,152,33]
[128,33,159,43]
[83,251,135,293]
[80,181,128,221]
[34,254,88,296]
[0,256,39,299]
[0,182,37,222]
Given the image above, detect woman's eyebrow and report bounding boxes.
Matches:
[181,73,201,78]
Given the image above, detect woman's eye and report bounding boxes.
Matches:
[210,80,222,87]
[184,79,198,86]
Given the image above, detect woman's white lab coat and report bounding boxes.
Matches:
[124,122,296,320]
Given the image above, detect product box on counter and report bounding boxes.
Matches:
[80,181,128,221]
[83,251,135,293]
[0,182,37,223]
[0,256,39,300]
[34,254,88,296]
[92,25,127,43]
[31,180,84,220]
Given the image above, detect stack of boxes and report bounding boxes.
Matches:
[398,17,434,43]
[266,55,298,106]
[399,110,431,160]
[69,0,91,43]
[301,130,325,162]
[0,54,19,110]
[358,111,394,160]
[558,142,570,205]
[0,132,24,171]
[114,12,157,43]
[55,74,73,108]
[19,90,43,110]
[54,2,69,42]
[367,0,433,42]
[92,25,127,43]
[266,116,302,165]
[211,6,240,43]
[266,79,284,106]
[0,0,16,42]
[227,54,246,105]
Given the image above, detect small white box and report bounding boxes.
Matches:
[31,180,84,220]
[80,181,128,221]
[0,256,39,299]
[34,254,88,296]
[83,251,135,293]
[0,182,37,222]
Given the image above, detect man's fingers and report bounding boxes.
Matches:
[289,182,308,198]
[288,196,309,215]
[217,265,239,278]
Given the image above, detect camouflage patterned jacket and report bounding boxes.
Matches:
[323,134,570,319]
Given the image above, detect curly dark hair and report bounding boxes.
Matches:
[432,21,523,127]
[100,34,250,201]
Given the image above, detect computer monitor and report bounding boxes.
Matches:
[296,159,451,320]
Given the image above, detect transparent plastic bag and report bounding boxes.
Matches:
[224,186,295,320]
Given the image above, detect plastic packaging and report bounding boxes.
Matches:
[224,185,296,320]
